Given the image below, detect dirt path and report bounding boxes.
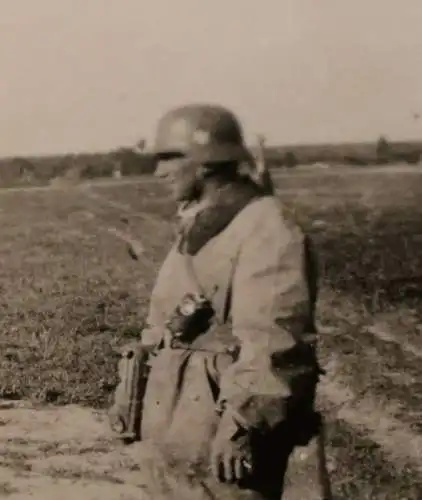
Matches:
[318,357,422,474]
[2,344,422,499]
[0,402,152,499]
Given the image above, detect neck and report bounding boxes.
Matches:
[178,175,259,215]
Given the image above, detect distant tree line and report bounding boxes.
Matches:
[0,145,157,186]
[374,136,420,165]
[263,135,422,169]
[0,135,421,187]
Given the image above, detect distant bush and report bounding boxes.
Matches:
[284,151,298,168]
[395,151,421,165]
[113,148,157,176]
[376,136,392,164]
[80,163,113,179]
[343,156,368,166]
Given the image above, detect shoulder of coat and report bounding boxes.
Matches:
[238,195,302,232]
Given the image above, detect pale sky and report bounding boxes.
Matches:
[1,0,422,156]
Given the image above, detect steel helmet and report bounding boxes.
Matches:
[152,104,252,164]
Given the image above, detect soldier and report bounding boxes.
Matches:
[109,104,331,499]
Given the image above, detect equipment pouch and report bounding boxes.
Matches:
[108,342,151,444]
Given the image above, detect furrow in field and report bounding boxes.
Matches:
[319,357,422,475]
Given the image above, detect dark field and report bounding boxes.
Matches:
[0,168,421,499]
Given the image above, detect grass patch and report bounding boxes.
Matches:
[1,168,422,498]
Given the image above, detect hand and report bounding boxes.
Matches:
[210,413,253,483]
[141,325,164,347]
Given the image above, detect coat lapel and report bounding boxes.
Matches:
[177,179,262,256]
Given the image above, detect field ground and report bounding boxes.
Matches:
[1,167,422,498]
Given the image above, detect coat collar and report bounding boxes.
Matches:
[177,179,262,256]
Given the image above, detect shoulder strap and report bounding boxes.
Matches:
[181,244,234,325]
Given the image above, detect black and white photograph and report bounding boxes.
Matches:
[0,1,421,498]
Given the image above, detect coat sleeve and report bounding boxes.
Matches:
[216,200,318,433]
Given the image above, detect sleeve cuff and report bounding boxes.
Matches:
[217,394,287,433]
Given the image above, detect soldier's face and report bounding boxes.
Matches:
[154,157,200,201]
